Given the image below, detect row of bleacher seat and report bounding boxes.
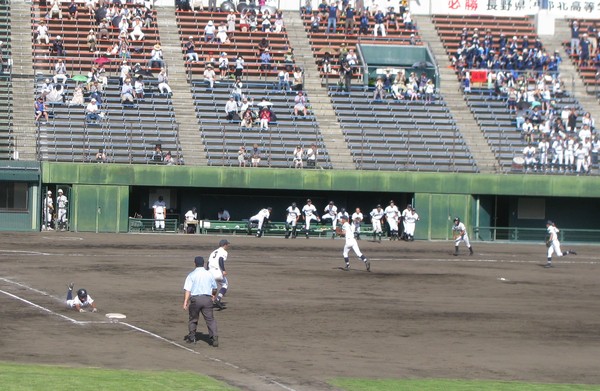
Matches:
[35,75,182,164]
[563,19,600,90]
[0,0,12,160]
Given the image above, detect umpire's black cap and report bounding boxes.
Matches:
[194,256,205,267]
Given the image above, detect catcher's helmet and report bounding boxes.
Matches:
[77,289,87,300]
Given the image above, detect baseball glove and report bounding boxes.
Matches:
[545,236,551,247]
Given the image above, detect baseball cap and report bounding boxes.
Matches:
[219,239,230,247]
[194,256,205,267]
[58,189,63,193]
[47,190,52,195]
[307,198,312,202]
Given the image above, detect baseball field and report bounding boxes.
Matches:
[1,232,599,391]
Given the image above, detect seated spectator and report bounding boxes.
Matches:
[49,0,63,19]
[204,20,216,43]
[68,84,85,106]
[134,76,145,100]
[119,60,131,85]
[258,37,270,54]
[234,55,245,78]
[218,208,231,220]
[238,146,247,167]
[240,109,254,129]
[260,49,272,78]
[259,106,272,129]
[523,143,537,171]
[204,64,217,89]
[373,9,385,37]
[53,59,68,85]
[359,13,369,35]
[311,12,321,33]
[386,7,398,32]
[46,84,65,104]
[292,67,303,91]
[52,36,66,57]
[424,79,435,103]
[85,98,100,123]
[346,49,358,67]
[231,78,243,102]
[239,96,252,116]
[284,49,295,72]
[293,145,304,168]
[40,78,53,100]
[185,36,199,63]
[225,96,238,122]
[522,117,534,142]
[191,0,204,13]
[261,16,272,32]
[164,151,175,165]
[321,51,332,74]
[152,144,163,162]
[391,78,407,100]
[34,97,49,123]
[130,16,145,41]
[148,43,165,69]
[158,67,172,96]
[250,143,261,167]
[98,19,110,40]
[118,16,130,37]
[87,29,98,53]
[277,69,291,92]
[216,22,230,44]
[68,0,78,20]
[218,52,229,78]
[372,77,385,101]
[121,79,135,105]
[143,7,153,28]
[227,10,236,31]
[239,11,250,32]
[36,20,50,44]
[403,9,413,30]
[294,91,308,116]
[95,148,107,163]
[274,11,284,33]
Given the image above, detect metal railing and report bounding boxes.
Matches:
[474,226,600,243]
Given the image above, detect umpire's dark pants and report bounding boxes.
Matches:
[188,295,218,338]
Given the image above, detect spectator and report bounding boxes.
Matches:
[218,208,231,221]
[580,33,591,67]
[85,98,100,123]
[49,0,63,19]
[158,67,173,96]
[134,75,145,100]
[98,18,110,40]
[260,49,272,79]
[306,143,317,168]
[359,13,369,35]
[68,0,78,19]
[204,20,216,43]
[239,10,250,32]
[373,9,385,37]
[152,144,163,162]
[311,11,321,33]
[119,60,131,85]
[261,16,272,32]
[148,43,165,69]
[225,96,238,122]
[68,84,85,106]
[283,49,294,72]
[227,10,236,31]
[326,1,338,34]
[204,64,217,89]
[570,20,580,55]
[53,59,68,85]
[277,69,291,92]
[293,145,304,168]
[341,61,352,92]
[372,77,385,101]
[294,91,308,116]
[52,36,66,57]
[216,22,229,44]
[238,146,247,167]
[344,5,355,34]
[234,55,244,78]
[87,29,98,53]
[121,79,135,106]
[34,97,49,123]
[36,20,50,45]
[164,151,175,165]
[259,106,271,130]
[40,78,53,100]
[95,148,107,163]
[231,78,243,102]
[251,143,261,167]
[191,0,204,13]
[46,84,65,104]
[218,52,229,79]
[292,67,303,91]
[386,7,398,32]
[130,16,145,41]
[240,109,254,130]
[185,36,199,62]
[273,11,284,33]
[403,9,413,30]
[424,79,435,103]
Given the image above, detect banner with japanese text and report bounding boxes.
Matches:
[419,0,600,18]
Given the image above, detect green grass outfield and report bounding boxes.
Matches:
[0,362,236,391]
[331,379,600,391]
[1,362,598,391]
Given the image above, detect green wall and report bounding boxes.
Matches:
[71,185,129,233]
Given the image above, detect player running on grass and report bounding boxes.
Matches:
[337,215,370,272]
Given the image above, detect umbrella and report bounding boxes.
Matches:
[257,100,273,107]
[71,74,88,82]
[94,56,110,65]
[412,61,434,68]
[318,47,338,54]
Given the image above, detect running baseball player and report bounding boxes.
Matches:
[153,195,166,231]
[66,283,97,312]
[285,202,301,239]
[302,199,320,238]
[384,200,400,240]
[351,208,363,240]
[369,204,385,242]
[43,190,54,231]
[545,220,576,268]
[401,204,419,241]
[249,207,272,237]
[337,215,370,271]
[452,217,473,256]
[56,189,68,231]
[322,201,338,238]
[207,239,230,309]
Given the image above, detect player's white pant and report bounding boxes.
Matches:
[539,152,548,167]
[44,209,53,227]
[304,215,319,230]
[57,208,67,223]
[286,216,298,227]
[372,219,382,234]
[343,238,363,259]
[353,222,361,234]
[564,151,574,167]
[552,153,563,168]
[322,214,337,230]
[547,239,563,258]
[250,214,266,230]
[386,216,399,232]
[374,23,386,36]
[155,215,165,229]
[576,158,588,173]
[209,268,229,290]
[403,221,416,236]
[454,233,471,248]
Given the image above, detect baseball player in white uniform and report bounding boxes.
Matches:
[322,201,338,238]
[208,239,230,309]
[384,200,400,240]
[66,283,97,312]
[153,195,166,230]
[545,220,576,268]
[43,190,54,230]
[249,207,272,237]
[369,204,385,242]
[401,204,419,241]
[302,199,320,238]
[285,202,301,239]
[351,208,363,240]
[56,188,68,231]
[338,215,370,271]
[452,217,473,256]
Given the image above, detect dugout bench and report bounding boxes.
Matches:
[128,217,179,233]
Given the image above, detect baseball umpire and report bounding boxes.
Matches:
[183,256,219,347]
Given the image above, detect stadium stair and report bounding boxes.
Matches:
[156,6,206,165]
[542,19,600,113]
[9,0,37,161]
[415,14,500,173]
[285,11,355,170]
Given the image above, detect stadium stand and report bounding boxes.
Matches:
[330,86,478,172]
[35,75,182,164]
[563,19,600,91]
[0,0,13,160]
[191,80,332,168]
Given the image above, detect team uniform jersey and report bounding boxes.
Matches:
[402,209,419,224]
[67,294,94,309]
[286,206,301,224]
[302,204,317,217]
[384,205,399,231]
[208,247,228,281]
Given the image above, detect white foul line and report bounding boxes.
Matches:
[0,279,297,391]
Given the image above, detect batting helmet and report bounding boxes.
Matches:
[77,289,87,300]
[454,217,460,223]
